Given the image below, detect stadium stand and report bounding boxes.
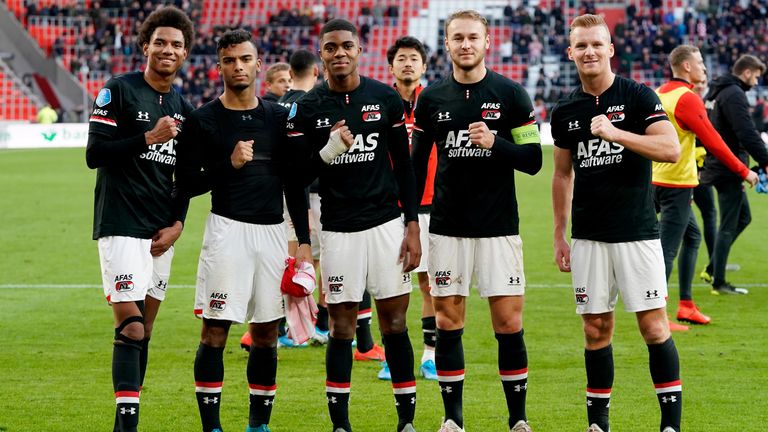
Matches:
[0,58,40,121]
[2,0,767,121]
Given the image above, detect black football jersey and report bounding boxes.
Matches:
[411,69,542,238]
[551,75,669,243]
[286,76,417,232]
[175,98,309,244]
[86,72,193,240]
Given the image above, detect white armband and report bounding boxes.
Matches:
[319,128,348,164]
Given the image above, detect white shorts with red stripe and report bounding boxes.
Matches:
[428,234,526,298]
[320,217,413,304]
[98,236,174,304]
[194,213,287,323]
[570,239,667,314]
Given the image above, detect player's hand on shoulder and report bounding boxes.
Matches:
[331,120,354,149]
[468,121,495,149]
[590,114,621,142]
[231,140,254,169]
[144,115,178,145]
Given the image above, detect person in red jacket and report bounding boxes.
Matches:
[653,45,758,327]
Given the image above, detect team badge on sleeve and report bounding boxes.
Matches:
[96,88,112,107]
[288,102,297,120]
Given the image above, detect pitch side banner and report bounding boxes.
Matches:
[0,123,88,149]
[0,122,555,148]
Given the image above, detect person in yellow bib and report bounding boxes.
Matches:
[653,45,758,327]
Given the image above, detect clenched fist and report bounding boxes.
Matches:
[331,119,354,149]
[231,140,254,169]
[144,116,178,145]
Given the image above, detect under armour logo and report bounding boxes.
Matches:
[156,280,167,291]
[410,397,416,404]
[316,118,331,128]
[587,400,592,406]
[439,385,453,393]
[514,383,527,392]
[509,276,521,285]
[661,395,678,403]
[327,396,337,404]
[568,120,580,130]
[120,407,136,415]
[203,396,218,404]
[264,399,274,406]
[437,112,451,121]
[242,114,252,121]
[646,290,659,298]
[136,111,150,121]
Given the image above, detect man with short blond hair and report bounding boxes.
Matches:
[412,9,542,432]
[551,14,683,432]
[263,62,291,102]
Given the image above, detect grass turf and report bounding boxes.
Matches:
[0,147,766,431]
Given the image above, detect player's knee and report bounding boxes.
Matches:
[114,316,145,344]
[379,314,408,335]
[330,321,356,340]
[493,314,523,334]
[250,322,279,348]
[640,319,670,345]
[435,313,464,330]
[583,318,612,347]
[201,319,231,347]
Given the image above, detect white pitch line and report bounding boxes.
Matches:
[1,283,767,289]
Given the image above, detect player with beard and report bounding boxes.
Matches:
[411,10,542,432]
[85,6,194,432]
[287,18,421,432]
[175,29,311,432]
[551,14,683,432]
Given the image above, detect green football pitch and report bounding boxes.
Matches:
[0,147,766,431]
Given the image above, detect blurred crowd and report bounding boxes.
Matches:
[22,0,768,117]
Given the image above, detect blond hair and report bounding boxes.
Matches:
[669,45,700,70]
[265,62,290,83]
[444,10,488,36]
[569,14,610,40]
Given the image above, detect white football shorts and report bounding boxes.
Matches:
[194,213,287,323]
[320,217,413,304]
[98,236,174,304]
[428,234,526,298]
[570,239,668,314]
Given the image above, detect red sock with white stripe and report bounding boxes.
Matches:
[585,344,613,431]
[326,336,353,431]
[383,330,416,429]
[436,328,465,428]
[194,343,224,432]
[649,338,681,432]
[247,346,278,427]
[497,330,528,427]
[113,337,142,432]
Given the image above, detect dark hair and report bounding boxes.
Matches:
[217,29,256,55]
[733,54,766,75]
[137,6,194,51]
[386,36,427,66]
[320,18,358,38]
[289,49,317,78]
